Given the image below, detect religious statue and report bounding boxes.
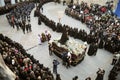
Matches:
[59,28,69,44]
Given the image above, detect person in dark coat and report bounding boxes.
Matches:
[93,43,98,55]
[87,43,95,56]
[111,52,119,65]
[26,24,29,33]
[38,16,41,25]
[56,74,61,80]
[15,19,19,31]
[72,76,78,80]
[63,0,66,6]
[59,29,69,45]
[48,43,53,56]
[98,39,104,48]
[53,59,60,74]
[21,22,26,34]
[28,23,32,32]
[95,68,105,80]
[41,7,43,13]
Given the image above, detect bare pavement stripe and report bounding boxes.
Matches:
[25,44,39,51]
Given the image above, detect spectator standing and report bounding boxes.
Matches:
[56,74,61,80]
[73,76,78,80]
[112,52,120,65]
[41,7,43,13]
[38,34,42,45]
[63,0,66,6]
[95,68,105,80]
[38,16,41,25]
[53,59,60,74]
[48,43,53,56]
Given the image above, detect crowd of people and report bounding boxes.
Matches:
[6,2,35,34]
[0,33,54,80]
[34,0,120,80]
[1,0,120,80]
[0,4,15,15]
[36,9,99,56]
[0,0,36,15]
[65,1,120,79]
[35,2,120,57]
[65,1,120,53]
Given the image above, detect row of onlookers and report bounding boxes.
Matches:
[0,33,54,80]
[65,1,120,53]
[0,1,35,15]
[6,2,34,34]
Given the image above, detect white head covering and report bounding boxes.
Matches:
[68,52,71,58]
[84,41,87,46]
